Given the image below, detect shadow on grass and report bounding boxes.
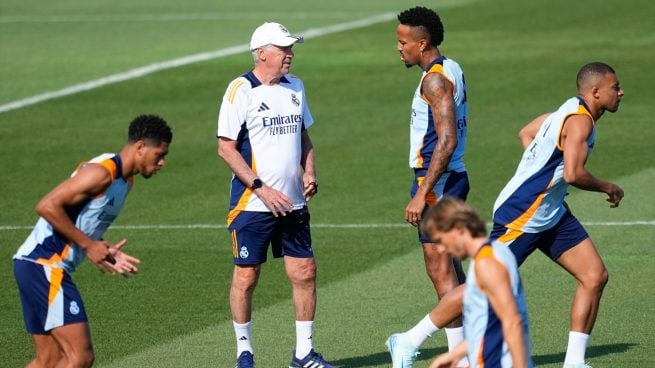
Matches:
[331,347,446,367]
[331,343,636,367]
[532,343,637,365]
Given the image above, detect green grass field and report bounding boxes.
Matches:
[1,0,654,366]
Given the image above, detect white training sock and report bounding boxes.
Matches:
[407,314,439,348]
[233,321,253,357]
[564,331,590,365]
[295,320,314,359]
[445,327,469,367]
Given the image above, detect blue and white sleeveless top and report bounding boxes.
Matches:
[408,56,467,172]
[14,153,132,273]
[493,97,595,232]
[464,242,533,367]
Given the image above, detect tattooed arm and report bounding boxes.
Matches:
[405,72,457,226]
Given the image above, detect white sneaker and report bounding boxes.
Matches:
[563,363,592,368]
[385,333,419,368]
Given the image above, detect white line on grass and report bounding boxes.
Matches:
[0,12,396,114]
[0,12,385,23]
[1,221,653,231]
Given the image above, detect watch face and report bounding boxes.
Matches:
[252,179,263,189]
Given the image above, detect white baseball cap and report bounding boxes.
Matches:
[249,22,304,51]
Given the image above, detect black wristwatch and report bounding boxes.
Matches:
[250,178,263,190]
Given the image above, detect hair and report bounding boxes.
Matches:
[397,6,444,47]
[421,196,487,239]
[128,114,173,145]
[576,62,616,92]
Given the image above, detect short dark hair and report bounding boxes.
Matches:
[397,6,444,47]
[421,196,487,239]
[128,114,172,145]
[576,62,616,91]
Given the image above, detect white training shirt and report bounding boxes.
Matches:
[217,71,313,223]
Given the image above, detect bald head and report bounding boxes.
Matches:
[576,62,616,93]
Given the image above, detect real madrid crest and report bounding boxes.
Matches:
[291,93,300,107]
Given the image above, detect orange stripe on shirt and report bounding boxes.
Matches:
[556,108,595,151]
[74,159,119,198]
[504,178,554,231]
[498,228,523,243]
[227,190,253,226]
[48,267,64,306]
[96,159,117,180]
[416,137,425,168]
[226,156,258,226]
[421,63,456,102]
[35,244,69,267]
[76,159,117,180]
[474,244,494,261]
[477,337,486,367]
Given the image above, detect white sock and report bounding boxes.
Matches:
[445,327,469,367]
[564,331,590,365]
[407,314,439,348]
[233,321,253,357]
[295,320,314,359]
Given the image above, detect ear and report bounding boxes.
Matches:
[134,140,147,155]
[591,86,601,99]
[419,38,428,52]
[257,48,266,61]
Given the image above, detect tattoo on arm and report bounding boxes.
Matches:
[419,73,458,193]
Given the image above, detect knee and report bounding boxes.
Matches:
[288,261,317,284]
[78,350,95,368]
[425,258,457,282]
[598,268,609,288]
[582,267,609,291]
[232,266,260,291]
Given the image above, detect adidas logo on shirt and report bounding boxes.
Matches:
[257,102,270,112]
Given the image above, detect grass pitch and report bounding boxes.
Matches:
[1,0,654,366]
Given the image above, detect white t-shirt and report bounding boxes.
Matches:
[217,71,313,221]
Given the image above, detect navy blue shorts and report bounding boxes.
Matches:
[14,260,88,334]
[411,170,470,243]
[228,207,313,265]
[490,209,589,265]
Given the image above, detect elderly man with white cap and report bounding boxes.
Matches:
[216,22,334,368]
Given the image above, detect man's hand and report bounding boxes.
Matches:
[254,185,294,217]
[405,195,427,227]
[86,240,114,272]
[606,183,624,208]
[303,173,318,201]
[102,239,141,276]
